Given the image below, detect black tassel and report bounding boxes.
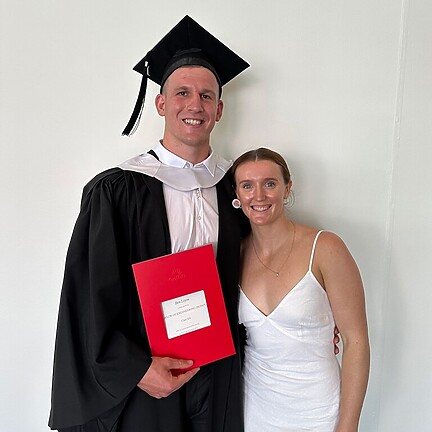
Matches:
[122,73,148,136]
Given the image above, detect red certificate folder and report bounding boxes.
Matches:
[132,244,235,369]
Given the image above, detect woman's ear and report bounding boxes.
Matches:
[284,180,293,199]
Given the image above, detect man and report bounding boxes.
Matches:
[49,15,249,432]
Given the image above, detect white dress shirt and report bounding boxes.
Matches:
[118,142,233,254]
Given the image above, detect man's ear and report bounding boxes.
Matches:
[216,99,224,122]
[155,93,165,116]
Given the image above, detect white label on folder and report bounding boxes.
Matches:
[161,290,211,339]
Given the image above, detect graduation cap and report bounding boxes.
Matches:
[122,15,250,136]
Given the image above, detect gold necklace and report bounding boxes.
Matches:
[251,222,296,277]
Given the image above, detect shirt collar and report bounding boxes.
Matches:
[153,141,217,177]
[118,143,232,191]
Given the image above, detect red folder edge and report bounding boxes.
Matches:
[132,244,235,370]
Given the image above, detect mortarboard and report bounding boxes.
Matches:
[122,15,249,136]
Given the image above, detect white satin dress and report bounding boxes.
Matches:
[239,231,340,432]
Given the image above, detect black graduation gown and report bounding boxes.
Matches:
[49,167,245,432]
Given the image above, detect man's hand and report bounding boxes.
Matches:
[137,357,200,399]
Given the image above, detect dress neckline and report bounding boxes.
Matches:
[240,269,325,318]
[240,230,326,318]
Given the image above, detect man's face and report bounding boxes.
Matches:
[155,66,223,154]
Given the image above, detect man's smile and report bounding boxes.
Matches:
[183,118,203,125]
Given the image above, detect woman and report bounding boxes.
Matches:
[231,148,370,432]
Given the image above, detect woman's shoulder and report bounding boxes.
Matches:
[293,224,347,257]
[316,230,346,251]
[295,226,357,285]
[310,230,353,270]
[294,223,342,243]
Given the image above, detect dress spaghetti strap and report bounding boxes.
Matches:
[308,230,325,272]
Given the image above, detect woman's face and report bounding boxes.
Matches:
[234,159,291,227]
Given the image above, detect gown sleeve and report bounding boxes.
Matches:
[49,169,151,430]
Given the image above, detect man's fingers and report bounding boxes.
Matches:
[138,357,200,398]
[160,357,194,370]
[152,366,200,397]
[173,367,200,384]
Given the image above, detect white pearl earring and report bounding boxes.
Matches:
[232,198,241,209]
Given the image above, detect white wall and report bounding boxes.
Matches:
[378,0,432,429]
[1,0,431,430]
